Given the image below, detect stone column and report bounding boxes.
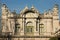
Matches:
[34,19,39,36]
[37,19,40,36]
[20,18,24,36]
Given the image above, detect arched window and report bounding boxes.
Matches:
[26,21,33,33]
[26,21,32,26]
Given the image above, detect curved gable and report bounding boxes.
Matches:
[24,10,35,14]
[20,10,39,18]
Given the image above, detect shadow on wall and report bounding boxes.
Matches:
[49,37,58,40]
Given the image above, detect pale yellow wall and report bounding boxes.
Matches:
[1,4,60,40]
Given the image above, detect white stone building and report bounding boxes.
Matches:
[1,4,60,40]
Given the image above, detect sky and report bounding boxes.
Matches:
[1,0,60,14]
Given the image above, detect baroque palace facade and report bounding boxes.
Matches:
[1,4,60,40]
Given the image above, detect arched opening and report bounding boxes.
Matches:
[25,21,34,35]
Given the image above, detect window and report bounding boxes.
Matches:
[15,24,20,34]
[26,26,33,33]
[36,20,38,31]
[39,24,44,35]
[26,21,33,33]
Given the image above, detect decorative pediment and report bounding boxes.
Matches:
[20,6,39,14]
[19,6,40,18]
[20,10,39,18]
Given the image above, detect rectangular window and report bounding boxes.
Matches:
[39,24,44,35]
[36,22,38,31]
[15,24,20,34]
[26,26,33,33]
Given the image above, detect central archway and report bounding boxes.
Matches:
[25,21,34,36]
